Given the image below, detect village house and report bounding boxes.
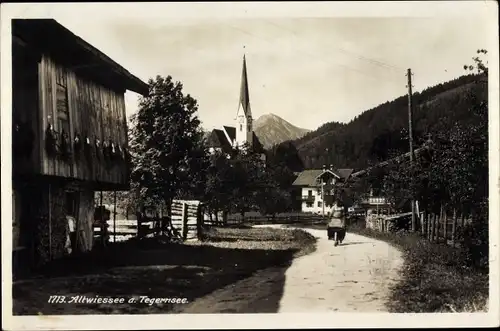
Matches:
[12,19,148,276]
[292,166,354,215]
[206,55,266,161]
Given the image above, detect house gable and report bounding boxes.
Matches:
[315,169,341,182]
[292,169,324,187]
[293,168,354,187]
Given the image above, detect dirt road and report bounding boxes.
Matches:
[173,225,403,313]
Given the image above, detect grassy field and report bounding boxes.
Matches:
[347,223,489,313]
[12,226,316,315]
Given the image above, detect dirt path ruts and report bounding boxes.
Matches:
[173,225,403,313]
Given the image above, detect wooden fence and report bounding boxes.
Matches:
[94,219,141,243]
[170,200,202,240]
[420,206,472,246]
[366,212,413,232]
[223,212,329,225]
[365,204,472,247]
[93,200,203,243]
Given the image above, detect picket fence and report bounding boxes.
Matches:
[170,200,202,240]
[367,205,473,246]
[93,199,203,243]
[421,206,472,246]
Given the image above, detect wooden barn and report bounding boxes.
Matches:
[11,19,148,275]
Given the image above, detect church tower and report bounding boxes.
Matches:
[235,55,253,149]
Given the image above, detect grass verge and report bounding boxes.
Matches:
[348,223,488,313]
[13,226,316,315]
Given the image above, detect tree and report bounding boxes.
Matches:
[129,75,208,233]
[268,141,305,173]
[204,150,234,225]
[378,50,488,267]
[254,164,294,218]
[228,144,266,220]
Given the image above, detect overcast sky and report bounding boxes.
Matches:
[3,2,496,131]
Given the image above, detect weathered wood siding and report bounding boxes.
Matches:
[39,54,129,186]
[15,52,129,188]
[12,41,41,175]
[76,189,95,251]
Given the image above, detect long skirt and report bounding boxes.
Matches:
[327,227,346,241]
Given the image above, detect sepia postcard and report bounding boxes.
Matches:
[1,1,499,330]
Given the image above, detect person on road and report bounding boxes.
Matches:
[327,202,346,246]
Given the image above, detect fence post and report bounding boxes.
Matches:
[451,208,457,245]
[435,206,439,243]
[436,204,443,244]
[196,203,203,241]
[420,211,425,236]
[432,212,437,242]
[181,202,188,241]
[428,213,432,241]
[425,212,429,239]
[423,211,427,238]
[425,211,430,238]
[443,207,448,245]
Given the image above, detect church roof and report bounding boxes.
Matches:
[239,55,252,118]
[206,126,265,154]
[207,129,233,153]
[223,126,236,141]
[252,132,265,153]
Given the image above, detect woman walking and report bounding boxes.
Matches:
[327,201,347,246]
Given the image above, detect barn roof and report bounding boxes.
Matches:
[12,19,149,96]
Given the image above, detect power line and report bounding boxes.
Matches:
[222,22,402,84]
[262,19,405,73]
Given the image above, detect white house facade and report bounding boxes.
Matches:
[292,167,354,215]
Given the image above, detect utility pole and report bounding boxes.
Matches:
[324,148,328,217]
[407,68,416,232]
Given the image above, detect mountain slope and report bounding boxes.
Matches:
[276,73,486,171]
[253,113,310,149]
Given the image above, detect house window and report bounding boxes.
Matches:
[247,123,251,132]
[318,201,322,207]
[306,202,313,208]
[308,190,312,196]
[56,69,70,134]
[240,124,243,131]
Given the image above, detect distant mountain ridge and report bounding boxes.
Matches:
[282,73,486,170]
[253,113,310,149]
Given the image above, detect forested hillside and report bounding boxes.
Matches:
[276,73,486,171]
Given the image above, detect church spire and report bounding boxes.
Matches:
[235,53,253,150]
[239,54,252,118]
